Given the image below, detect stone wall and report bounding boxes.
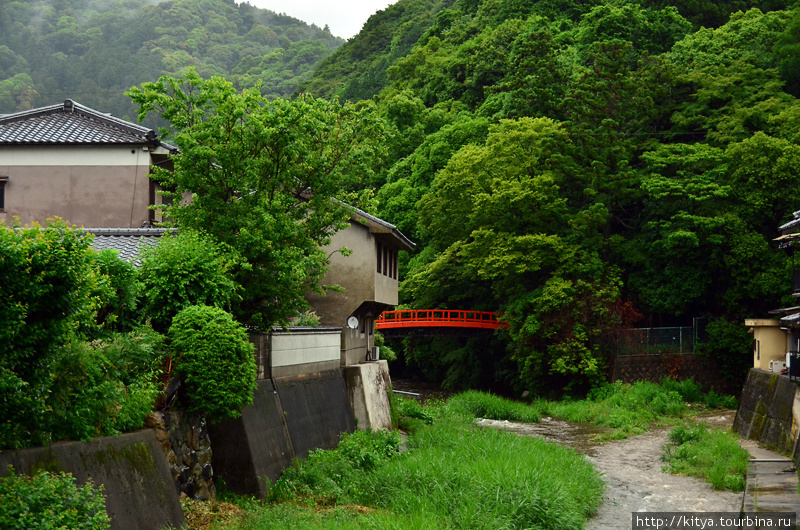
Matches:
[0,430,185,530]
[611,353,737,394]
[734,369,800,457]
[146,410,215,500]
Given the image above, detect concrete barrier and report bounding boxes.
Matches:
[0,430,185,530]
[734,368,800,457]
[274,370,356,459]
[346,360,392,430]
[210,370,356,498]
[208,378,295,497]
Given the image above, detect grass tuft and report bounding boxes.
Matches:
[662,422,749,491]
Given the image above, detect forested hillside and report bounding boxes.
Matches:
[302,0,800,395]
[0,0,342,121]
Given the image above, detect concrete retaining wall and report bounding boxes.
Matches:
[274,370,356,459]
[733,369,800,456]
[208,379,295,497]
[0,430,185,530]
[209,370,356,497]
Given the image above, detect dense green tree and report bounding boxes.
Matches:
[128,69,385,327]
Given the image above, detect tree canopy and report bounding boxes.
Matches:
[128,69,386,328]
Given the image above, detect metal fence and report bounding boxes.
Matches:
[615,326,696,357]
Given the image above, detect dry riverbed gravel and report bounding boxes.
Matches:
[476,411,741,529]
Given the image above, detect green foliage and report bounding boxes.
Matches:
[0,220,149,449]
[168,305,257,422]
[92,249,140,333]
[390,393,435,431]
[138,230,239,333]
[663,423,749,491]
[698,318,754,384]
[129,70,386,328]
[0,219,104,378]
[0,467,109,530]
[0,0,343,117]
[270,429,401,503]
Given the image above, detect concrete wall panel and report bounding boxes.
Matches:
[345,361,392,430]
[208,379,294,497]
[271,330,340,366]
[274,370,355,459]
[0,430,184,530]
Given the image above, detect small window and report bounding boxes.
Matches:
[376,242,382,274]
[0,177,7,212]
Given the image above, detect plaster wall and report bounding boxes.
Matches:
[746,319,788,371]
[0,146,154,227]
[308,221,376,326]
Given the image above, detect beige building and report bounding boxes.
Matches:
[307,208,415,366]
[0,99,174,228]
[745,319,788,371]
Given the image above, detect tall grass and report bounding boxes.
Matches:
[447,390,543,423]
[211,399,603,530]
[662,423,749,491]
[539,379,737,439]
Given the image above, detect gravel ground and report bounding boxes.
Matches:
[476,412,742,529]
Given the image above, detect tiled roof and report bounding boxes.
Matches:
[84,227,176,267]
[351,206,415,251]
[0,99,175,150]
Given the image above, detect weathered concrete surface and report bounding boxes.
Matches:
[0,430,185,530]
[740,439,800,520]
[346,360,393,430]
[274,370,356,459]
[208,378,295,497]
[734,369,800,455]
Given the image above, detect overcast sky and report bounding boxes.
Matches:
[247,1,397,39]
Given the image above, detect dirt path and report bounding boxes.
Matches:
[477,411,742,528]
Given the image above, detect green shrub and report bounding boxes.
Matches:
[47,332,162,441]
[168,305,257,422]
[0,220,122,449]
[0,467,109,529]
[139,231,239,332]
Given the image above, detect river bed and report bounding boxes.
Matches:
[478,412,741,528]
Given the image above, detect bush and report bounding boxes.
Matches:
[47,330,162,442]
[139,231,239,332]
[0,467,110,529]
[168,305,257,422]
[0,220,121,449]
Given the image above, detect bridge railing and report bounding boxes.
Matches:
[376,309,506,330]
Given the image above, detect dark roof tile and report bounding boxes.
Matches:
[0,100,175,150]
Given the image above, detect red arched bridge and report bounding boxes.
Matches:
[375,309,507,338]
